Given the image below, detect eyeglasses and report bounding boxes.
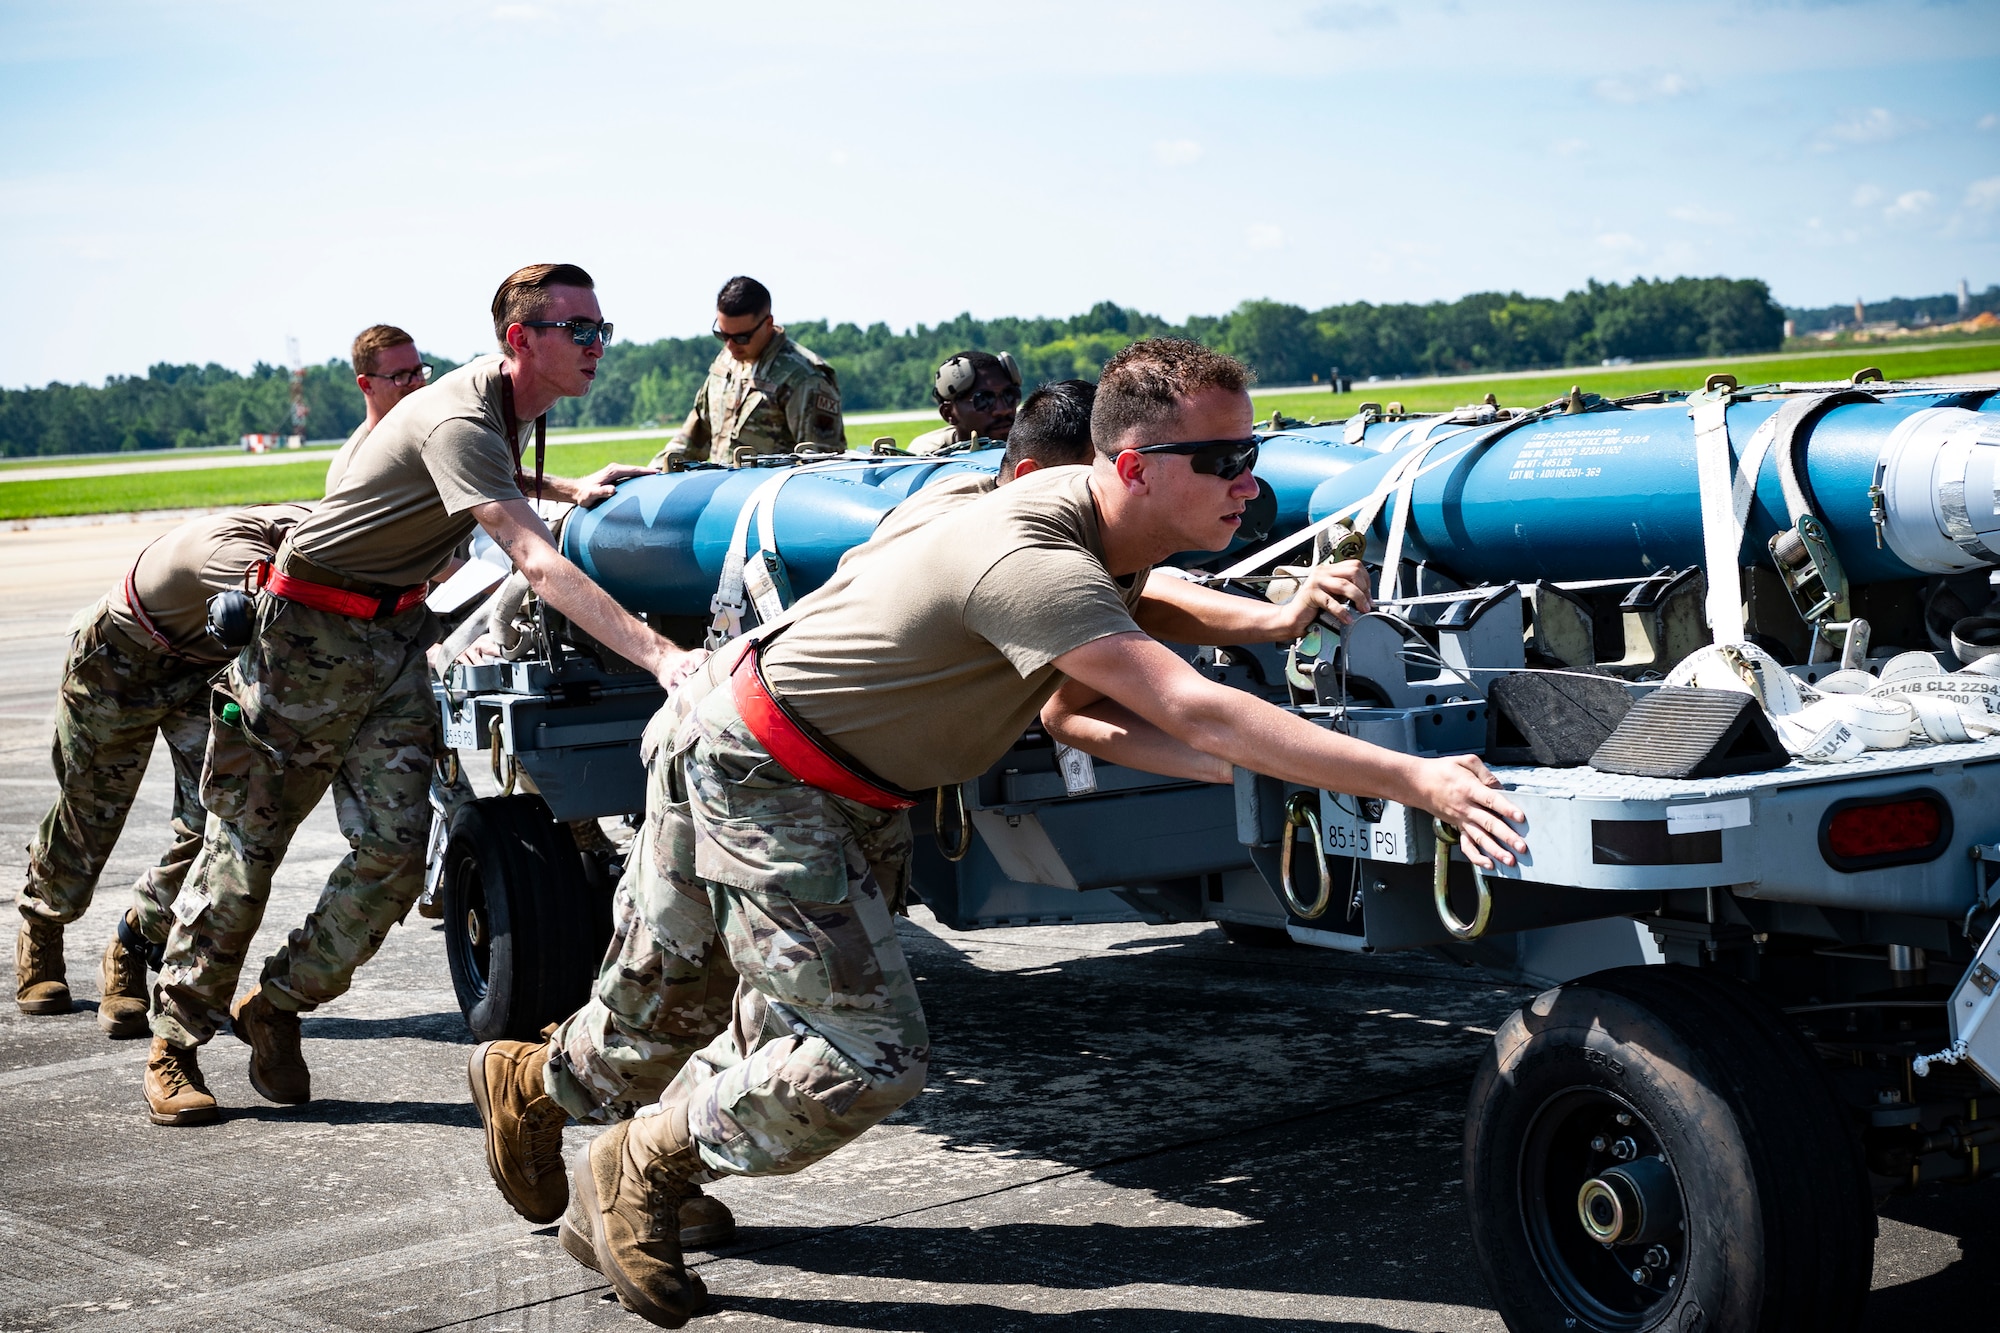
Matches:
[523,319,615,347]
[366,364,433,389]
[963,385,1020,413]
[1130,435,1262,480]
[712,314,771,346]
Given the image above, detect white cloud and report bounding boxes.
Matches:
[1884,189,1935,220]
[1304,3,1396,31]
[1669,205,1733,225]
[1153,139,1203,167]
[1592,72,1693,105]
[1817,107,1924,149]
[1967,177,2000,212]
[1247,224,1285,250]
[828,149,849,167]
[1551,137,1588,158]
[1980,113,1998,131]
[1596,232,1644,254]
[1851,184,1882,207]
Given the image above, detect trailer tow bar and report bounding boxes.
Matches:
[1280,792,1333,919]
[1433,819,1493,940]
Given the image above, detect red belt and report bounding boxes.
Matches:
[264,567,427,620]
[730,645,916,811]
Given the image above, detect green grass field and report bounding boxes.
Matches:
[1245,340,2000,427]
[3,341,1996,521]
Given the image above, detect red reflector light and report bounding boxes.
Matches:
[1824,797,1944,864]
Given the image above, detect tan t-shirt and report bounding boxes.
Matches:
[322,420,370,496]
[287,355,525,586]
[761,466,1150,791]
[106,503,312,661]
[835,470,996,570]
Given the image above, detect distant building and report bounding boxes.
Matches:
[1854,296,1866,328]
[1961,279,1973,317]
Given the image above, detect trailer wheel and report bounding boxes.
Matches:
[1465,964,1873,1333]
[441,795,613,1042]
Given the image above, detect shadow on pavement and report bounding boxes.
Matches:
[1864,1177,2000,1328]
[711,1296,1429,1333]
[223,1097,480,1128]
[300,1010,473,1042]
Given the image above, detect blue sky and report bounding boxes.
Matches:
[3,0,1997,387]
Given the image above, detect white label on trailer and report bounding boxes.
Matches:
[444,709,478,750]
[1665,798,1753,835]
[1319,794,1426,864]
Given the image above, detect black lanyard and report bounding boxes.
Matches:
[499,371,547,500]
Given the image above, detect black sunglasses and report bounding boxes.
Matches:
[523,318,614,347]
[712,314,772,346]
[1130,435,1262,480]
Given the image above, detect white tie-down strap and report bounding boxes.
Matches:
[1666,641,1813,716]
[1215,421,1504,582]
[1691,402,1779,643]
[1668,642,2000,763]
[709,472,783,645]
[709,457,948,647]
[1377,420,1481,599]
[1669,641,1864,763]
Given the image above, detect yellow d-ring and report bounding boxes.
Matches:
[489,716,517,797]
[1432,818,1493,940]
[935,784,972,863]
[1280,791,1334,919]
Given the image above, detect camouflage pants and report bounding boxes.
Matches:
[654,685,927,1179]
[151,595,439,1047]
[545,696,739,1123]
[19,600,211,944]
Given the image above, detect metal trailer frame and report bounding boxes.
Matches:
[427,376,2000,1330]
[432,646,2000,1329]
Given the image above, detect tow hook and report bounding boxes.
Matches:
[1432,820,1493,940]
[1279,792,1333,919]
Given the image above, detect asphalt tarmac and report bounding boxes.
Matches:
[0,519,1995,1332]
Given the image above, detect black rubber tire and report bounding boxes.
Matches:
[1218,921,1295,949]
[1465,964,1874,1333]
[441,795,613,1042]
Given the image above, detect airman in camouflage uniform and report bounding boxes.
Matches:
[15,504,309,1039]
[650,276,845,470]
[469,648,742,1246]
[144,264,688,1128]
[668,686,925,1172]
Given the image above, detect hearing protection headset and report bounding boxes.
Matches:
[933,351,1021,404]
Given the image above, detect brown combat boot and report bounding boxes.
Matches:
[231,985,310,1104]
[145,1036,219,1126]
[14,915,70,1015]
[569,1108,708,1326]
[97,910,151,1038]
[469,1040,569,1223]
[560,1180,736,1266]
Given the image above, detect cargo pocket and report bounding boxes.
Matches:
[694,818,850,904]
[199,686,288,823]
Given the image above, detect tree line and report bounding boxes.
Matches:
[0,276,1783,455]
